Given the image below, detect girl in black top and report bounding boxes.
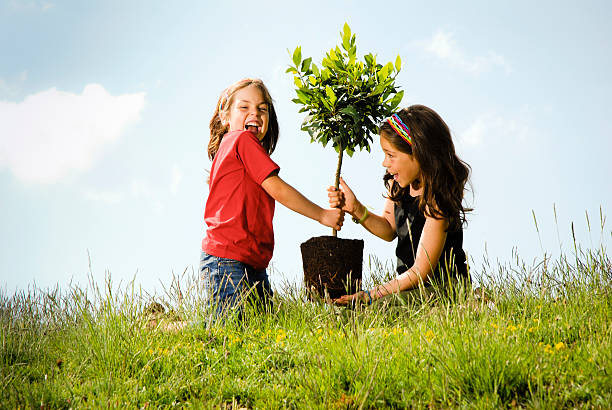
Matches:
[328,105,471,305]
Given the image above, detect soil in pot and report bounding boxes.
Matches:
[300,235,364,299]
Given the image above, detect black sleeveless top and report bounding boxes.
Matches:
[394,194,469,284]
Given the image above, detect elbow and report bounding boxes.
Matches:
[381,230,396,242]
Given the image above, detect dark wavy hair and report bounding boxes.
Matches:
[208,78,279,160]
[381,105,472,230]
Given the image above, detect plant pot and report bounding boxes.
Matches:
[300,236,364,300]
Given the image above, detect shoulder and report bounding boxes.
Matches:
[223,130,255,145]
[424,204,450,231]
[234,130,258,143]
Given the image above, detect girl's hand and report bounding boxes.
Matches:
[327,177,359,215]
[333,290,368,306]
[320,208,345,231]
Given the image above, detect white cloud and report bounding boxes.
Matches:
[459,114,532,146]
[424,30,512,74]
[84,189,122,204]
[130,178,152,198]
[0,84,145,184]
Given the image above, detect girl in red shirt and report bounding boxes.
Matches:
[202,78,343,320]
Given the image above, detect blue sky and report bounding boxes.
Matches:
[1,0,611,294]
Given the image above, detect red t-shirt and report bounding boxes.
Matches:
[202,130,280,270]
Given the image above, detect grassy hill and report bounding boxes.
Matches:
[1,244,610,408]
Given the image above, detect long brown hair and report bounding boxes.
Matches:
[208,78,279,160]
[381,105,472,229]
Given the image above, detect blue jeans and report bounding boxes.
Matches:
[200,251,273,320]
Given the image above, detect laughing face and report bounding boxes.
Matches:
[224,84,269,141]
[380,134,421,189]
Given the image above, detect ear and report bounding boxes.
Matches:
[219,110,228,127]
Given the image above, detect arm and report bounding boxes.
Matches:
[262,174,344,230]
[327,177,396,241]
[334,213,448,305]
[371,214,448,297]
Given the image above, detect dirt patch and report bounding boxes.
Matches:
[300,236,364,299]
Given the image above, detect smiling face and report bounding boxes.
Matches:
[223,84,269,141]
[380,133,421,189]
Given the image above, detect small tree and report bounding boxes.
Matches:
[287,23,403,236]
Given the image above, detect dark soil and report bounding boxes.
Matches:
[300,236,364,299]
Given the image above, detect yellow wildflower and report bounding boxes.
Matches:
[507,324,517,332]
[424,330,435,342]
[490,323,498,329]
[555,342,566,350]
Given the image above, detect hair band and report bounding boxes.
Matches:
[387,114,412,146]
[218,91,229,112]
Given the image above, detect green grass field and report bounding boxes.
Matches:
[2,241,610,408]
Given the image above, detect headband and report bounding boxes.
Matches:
[387,113,413,146]
[218,91,229,112]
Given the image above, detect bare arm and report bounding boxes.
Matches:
[370,214,448,297]
[334,213,448,305]
[262,174,344,230]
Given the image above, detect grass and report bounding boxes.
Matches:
[1,241,611,408]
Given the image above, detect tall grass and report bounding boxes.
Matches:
[1,230,611,408]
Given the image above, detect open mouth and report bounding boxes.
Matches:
[245,123,260,135]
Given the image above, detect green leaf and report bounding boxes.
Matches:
[311,63,320,76]
[286,66,298,74]
[300,57,312,73]
[378,64,389,82]
[340,105,359,120]
[292,46,302,68]
[395,55,402,72]
[296,89,311,104]
[389,90,404,110]
[325,85,337,105]
[321,96,332,111]
[342,22,351,44]
[342,28,350,51]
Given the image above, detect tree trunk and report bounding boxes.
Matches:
[332,144,344,237]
